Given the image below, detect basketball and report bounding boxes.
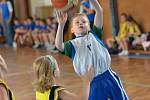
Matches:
[51,0,78,12]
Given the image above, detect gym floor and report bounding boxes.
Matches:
[0,47,150,100]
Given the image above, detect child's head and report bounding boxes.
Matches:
[35,18,40,26]
[23,19,28,25]
[39,19,46,26]
[127,16,138,25]
[27,17,33,24]
[33,55,60,92]
[71,13,90,36]
[120,13,127,22]
[13,17,19,25]
[46,17,53,25]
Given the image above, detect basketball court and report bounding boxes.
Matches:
[0,47,150,100]
[0,0,150,100]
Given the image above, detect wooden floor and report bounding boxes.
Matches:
[0,47,150,100]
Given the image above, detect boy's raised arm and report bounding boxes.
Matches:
[55,12,68,52]
[90,0,103,29]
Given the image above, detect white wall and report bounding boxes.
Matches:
[30,0,51,16]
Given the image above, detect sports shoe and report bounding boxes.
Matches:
[13,42,17,48]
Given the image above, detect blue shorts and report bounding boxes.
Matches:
[88,69,128,100]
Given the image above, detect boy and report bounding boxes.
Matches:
[55,0,128,100]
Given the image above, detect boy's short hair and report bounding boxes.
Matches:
[71,13,90,26]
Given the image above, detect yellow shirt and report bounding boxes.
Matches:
[36,90,51,100]
[0,79,15,100]
[36,86,65,100]
[128,23,140,37]
[128,25,135,33]
[116,22,128,41]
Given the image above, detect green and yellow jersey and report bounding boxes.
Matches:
[62,26,103,58]
[36,86,65,100]
[0,79,15,100]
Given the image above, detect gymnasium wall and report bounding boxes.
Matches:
[100,0,112,41]
[13,0,29,19]
[99,0,150,42]
[29,0,51,17]
[4,0,150,41]
[117,0,150,33]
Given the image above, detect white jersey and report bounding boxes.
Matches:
[70,32,111,76]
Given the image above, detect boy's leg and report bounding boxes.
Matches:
[7,24,13,46]
[109,70,128,100]
[19,35,24,45]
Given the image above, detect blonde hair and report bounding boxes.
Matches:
[71,13,90,29]
[32,55,57,93]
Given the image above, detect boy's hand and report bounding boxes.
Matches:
[56,11,68,26]
[81,66,94,82]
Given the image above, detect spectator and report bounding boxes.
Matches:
[127,16,141,48]
[32,18,41,49]
[12,18,28,47]
[132,32,147,49]
[115,13,128,56]
[142,32,150,51]
[0,0,13,46]
[0,24,3,37]
[106,38,120,55]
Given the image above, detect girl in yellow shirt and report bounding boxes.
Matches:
[116,13,128,56]
[32,55,77,100]
[127,16,141,48]
[127,16,141,37]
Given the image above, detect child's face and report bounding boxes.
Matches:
[14,20,19,25]
[46,19,52,25]
[39,21,45,26]
[35,20,40,25]
[120,15,127,22]
[71,15,90,36]
[27,19,32,24]
[23,20,28,25]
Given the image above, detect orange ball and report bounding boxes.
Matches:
[51,0,68,9]
[51,0,78,12]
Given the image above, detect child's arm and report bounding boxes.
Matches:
[134,24,141,36]
[81,5,95,14]
[59,90,78,100]
[0,85,8,100]
[55,12,68,52]
[0,55,8,74]
[90,0,103,29]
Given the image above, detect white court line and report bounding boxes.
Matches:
[6,70,34,77]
